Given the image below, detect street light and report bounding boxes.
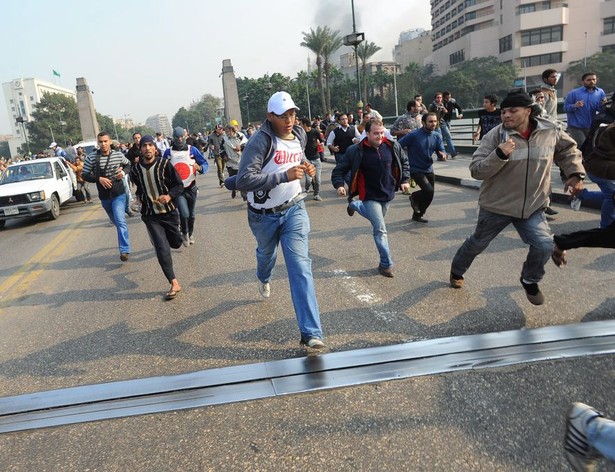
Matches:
[343,0,365,109]
[289,78,312,121]
[244,95,251,124]
[15,116,31,155]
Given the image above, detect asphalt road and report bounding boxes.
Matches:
[1,160,614,471]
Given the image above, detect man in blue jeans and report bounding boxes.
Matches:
[235,91,325,350]
[449,91,585,305]
[82,131,132,261]
[332,119,410,277]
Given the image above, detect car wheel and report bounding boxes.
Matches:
[47,194,60,220]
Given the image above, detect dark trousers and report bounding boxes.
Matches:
[142,210,183,283]
[554,221,615,251]
[175,185,198,236]
[411,172,435,215]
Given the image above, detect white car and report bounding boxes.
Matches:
[74,140,98,155]
[0,157,77,228]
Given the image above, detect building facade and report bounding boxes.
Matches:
[144,114,172,137]
[2,78,76,157]
[426,0,615,92]
[393,28,433,70]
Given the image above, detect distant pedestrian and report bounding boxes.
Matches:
[130,135,184,300]
[473,94,501,141]
[222,124,246,200]
[390,100,423,139]
[540,68,559,120]
[364,103,382,121]
[300,117,324,201]
[208,125,227,187]
[565,72,606,146]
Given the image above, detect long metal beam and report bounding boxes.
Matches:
[1,320,615,434]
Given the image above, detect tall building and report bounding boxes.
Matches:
[145,114,172,137]
[2,78,76,157]
[393,28,433,69]
[426,0,615,92]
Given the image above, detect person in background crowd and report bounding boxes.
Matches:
[390,100,423,139]
[540,68,559,120]
[565,72,606,147]
[155,132,169,155]
[208,125,227,187]
[222,124,247,200]
[473,94,501,141]
[300,117,324,201]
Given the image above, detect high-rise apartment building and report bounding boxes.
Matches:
[426,0,615,92]
[2,78,76,157]
[393,28,433,69]
[145,114,172,137]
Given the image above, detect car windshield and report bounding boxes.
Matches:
[0,162,53,184]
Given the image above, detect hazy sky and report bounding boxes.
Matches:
[1,0,431,135]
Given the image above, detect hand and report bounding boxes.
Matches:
[473,131,479,140]
[337,187,347,197]
[99,176,113,189]
[498,138,516,156]
[575,100,584,108]
[330,145,340,153]
[115,168,125,180]
[400,183,410,194]
[457,114,463,119]
[287,165,305,181]
[302,160,316,177]
[192,164,201,173]
[157,194,172,204]
[564,176,584,196]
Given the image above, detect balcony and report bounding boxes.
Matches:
[518,6,568,30]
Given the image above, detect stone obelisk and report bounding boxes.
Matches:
[221,59,242,128]
[75,77,99,141]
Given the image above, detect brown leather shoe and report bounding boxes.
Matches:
[450,272,464,288]
[378,265,394,278]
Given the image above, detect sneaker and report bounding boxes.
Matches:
[305,182,311,192]
[126,211,135,217]
[313,194,323,201]
[182,233,189,247]
[520,277,545,305]
[412,213,428,223]
[378,265,394,278]
[565,402,604,471]
[571,196,582,211]
[544,206,559,216]
[450,152,458,159]
[258,279,270,298]
[189,234,195,245]
[450,272,464,289]
[346,204,355,217]
[120,253,129,262]
[231,190,237,199]
[300,337,326,350]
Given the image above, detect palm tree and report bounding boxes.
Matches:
[357,41,382,105]
[301,26,329,115]
[321,30,343,113]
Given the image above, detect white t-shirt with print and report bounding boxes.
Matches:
[248,136,303,209]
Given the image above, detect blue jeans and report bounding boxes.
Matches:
[247,201,323,340]
[175,184,198,235]
[350,199,393,269]
[438,122,456,156]
[304,158,321,194]
[587,416,615,462]
[101,193,130,255]
[580,172,615,228]
[451,207,552,283]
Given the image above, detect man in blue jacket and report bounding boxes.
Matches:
[235,91,325,350]
[398,112,446,223]
[332,119,410,278]
[565,72,606,146]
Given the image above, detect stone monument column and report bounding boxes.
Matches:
[221,59,243,128]
[76,77,99,141]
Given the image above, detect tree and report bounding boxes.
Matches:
[566,51,615,94]
[172,94,222,132]
[301,26,330,115]
[26,93,81,153]
[357,41,382,105]
[321,30,343,113]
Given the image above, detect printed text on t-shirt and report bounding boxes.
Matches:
[274,149,303,165]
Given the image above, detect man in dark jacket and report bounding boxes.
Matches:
[332,119,410,277]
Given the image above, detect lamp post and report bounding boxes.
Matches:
[15,116,31,155]
[392,63,399,116]
[344,0,364,110]
[289,77,312,121]
[244,95,251,124]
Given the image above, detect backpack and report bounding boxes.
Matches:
[580,104,615,159]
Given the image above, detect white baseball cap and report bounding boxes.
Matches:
[267,91,299,115]
[49,142,57,148]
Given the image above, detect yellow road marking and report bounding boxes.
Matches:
[0,205,101,312]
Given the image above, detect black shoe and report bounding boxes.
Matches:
[520,277,545,305]
[126,211,135,217]
[544,207,558,216]
[412,212,428,223]
[378,265,394,277]
[450,152,458,159]
[347,204,355,217]
[231,190,236,199]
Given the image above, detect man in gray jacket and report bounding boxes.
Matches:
[449,91,585,305]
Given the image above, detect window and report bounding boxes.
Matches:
[466,11,476,20]
[450,49,465,65]
[466,0,476,6]
[499,34,512,53]
[605,17,615,35]
[521,52,562,67]
[521,25,563,46]
[30,96,34,101]
[603,44,615,53]
[519,4,536,14]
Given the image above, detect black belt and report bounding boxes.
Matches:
[248,193,307,215]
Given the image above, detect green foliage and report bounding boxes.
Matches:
[26,93,82,152]
[171,94,222,133]
[566,51,615,93]
[357,41,382,104]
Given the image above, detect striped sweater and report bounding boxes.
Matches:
[82,150,131,199]
[130,157,184,216]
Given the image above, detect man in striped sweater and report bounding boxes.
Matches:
[130,135,185,300]
[82,131,132,261]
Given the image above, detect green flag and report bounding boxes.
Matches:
[52,70,61,77]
